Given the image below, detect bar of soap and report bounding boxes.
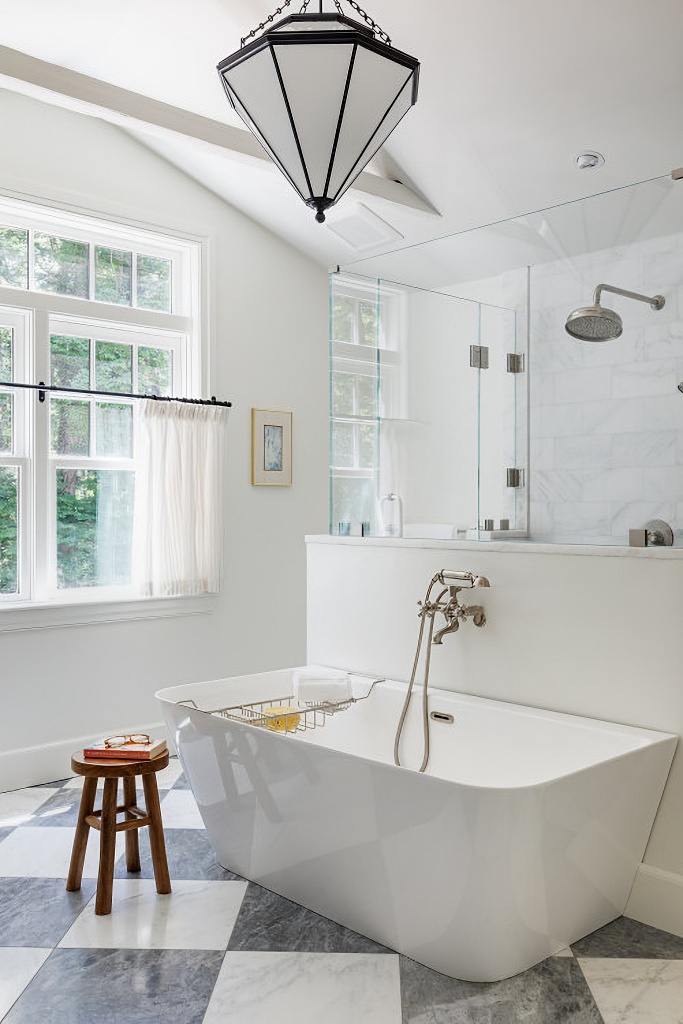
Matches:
[262,705,301,732]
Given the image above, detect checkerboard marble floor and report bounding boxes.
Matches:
[2,759,683,1023]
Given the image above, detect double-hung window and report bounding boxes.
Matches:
[329,274,403,533]
[0,198,202,607]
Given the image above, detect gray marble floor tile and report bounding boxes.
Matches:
[571,916,683,959]
[0,877,96,946]
[3,947,224,1024]
[227,882,392,954]
[400,955,604,1023]
[0,827,14,844]
[113,827,242,881]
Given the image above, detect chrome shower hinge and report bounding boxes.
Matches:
[507,352,525,373]
[470,344,489,369]
[506,467,525,488]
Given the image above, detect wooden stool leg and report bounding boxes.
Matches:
[123,776,141,873]
[95,777,118,915]
[66,776,98,892]
[142,773,171,895]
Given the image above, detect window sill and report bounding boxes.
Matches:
[0,592,219,632]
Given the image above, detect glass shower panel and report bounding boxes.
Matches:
[478,301,525,536]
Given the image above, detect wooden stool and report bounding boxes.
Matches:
[66,749,171,915]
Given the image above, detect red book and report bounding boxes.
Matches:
[83,738,167,760]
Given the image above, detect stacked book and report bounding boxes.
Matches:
[83,736,167,760]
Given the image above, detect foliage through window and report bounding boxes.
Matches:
[0,198,200,605]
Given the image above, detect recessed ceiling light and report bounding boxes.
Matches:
[574,151,605,171]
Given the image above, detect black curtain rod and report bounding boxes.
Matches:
[0,380,232,408]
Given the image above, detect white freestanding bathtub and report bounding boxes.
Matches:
[157,668,677,982]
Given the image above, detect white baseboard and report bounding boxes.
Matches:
[625,863,683,939]
[0,719,172,793]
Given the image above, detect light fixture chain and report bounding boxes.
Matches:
[342,0,391,44]
[240,0,296,46]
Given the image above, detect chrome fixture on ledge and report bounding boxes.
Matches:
[565,283,665,342]
[394,570,490,773]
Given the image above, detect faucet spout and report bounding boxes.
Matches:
[432,619,460,644]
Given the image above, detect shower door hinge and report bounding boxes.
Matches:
[470,344,489,369]
[506,467,525,488]
[506,352,525,373]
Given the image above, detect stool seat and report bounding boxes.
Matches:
[67,749,171,915]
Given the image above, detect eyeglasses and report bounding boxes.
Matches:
[104,733,151,748]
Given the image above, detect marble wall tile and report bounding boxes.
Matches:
[554,436,612,470]
[610,502,676,540]
[531,371,556,406]
[581,399,641,436]
[582,469,642,503]
[612,359,677,399]
[642,466,683,501]
[530,439,555,471]
[641,393,683,432]
[612,431,676,469]
[548,502,613,537]
[532,470,583,503]
[532,403,583,439]
[555,367,612,405]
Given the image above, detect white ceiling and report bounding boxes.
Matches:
[1,0,682,285]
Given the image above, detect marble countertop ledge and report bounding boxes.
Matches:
[306,535,683,559]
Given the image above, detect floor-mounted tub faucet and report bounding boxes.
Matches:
[394,570,491,773]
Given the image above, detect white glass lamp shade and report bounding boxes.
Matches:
[217,13,419,222]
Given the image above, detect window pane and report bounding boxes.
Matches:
[95,246,132,305]
[50,335,90,389]
[332,296,354,343]
[0,228,28,289]
[358,375,377,417]
[359,422,377,469]
[0,466,18,594]
[96,402,133,457]
[95,341,132,393]
[359,300,378,345]
[51,399,90,455]
[136,255,171,312]
[331,475,375,533]
[34,234,89,298]
[0,325,12,379]
[138,346,173,396]
[332,373,354,416]
[0,393,12,452]
[56,468,135,588]
[332,422,355,469]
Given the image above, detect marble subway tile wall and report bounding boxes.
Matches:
[530,232,683,544]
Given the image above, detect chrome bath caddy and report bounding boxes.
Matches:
[179,676,383,734]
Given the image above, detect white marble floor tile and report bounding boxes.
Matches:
[153,758,184,789]
[0,947,52,1018]
[203,951,402,1024]
[0,788,60,828]
[0,826,124,878]
[59,878,247,951]
[579,957,683,1023]
[553,946,575,957]
[159,788,205,829]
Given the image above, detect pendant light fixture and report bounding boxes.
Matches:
[217,0,420,223]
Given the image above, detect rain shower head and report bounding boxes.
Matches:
[565,284,664,343]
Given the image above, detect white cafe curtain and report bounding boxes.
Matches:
[136,400,230,597]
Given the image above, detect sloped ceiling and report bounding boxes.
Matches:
[1,0,682,285]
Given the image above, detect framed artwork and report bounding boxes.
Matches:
[251,408,292,486]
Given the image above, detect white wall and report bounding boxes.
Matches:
[307,536,683,938]
[0,89,329,790]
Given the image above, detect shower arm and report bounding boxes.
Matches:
[594,283,665,311]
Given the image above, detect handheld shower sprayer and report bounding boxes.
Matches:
[565,283,665,342]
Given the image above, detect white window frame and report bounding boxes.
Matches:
[0,197,212,629]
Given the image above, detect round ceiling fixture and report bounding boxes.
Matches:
[574,151,605,171]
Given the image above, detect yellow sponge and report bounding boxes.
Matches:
[262,705,301,732]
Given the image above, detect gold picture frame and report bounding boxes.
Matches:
[251,408,292,486]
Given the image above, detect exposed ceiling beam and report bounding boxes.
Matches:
[0,44,439,217]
